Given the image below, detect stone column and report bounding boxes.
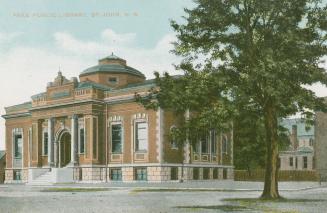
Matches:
[48,118,54,167]
[70,114,78,166]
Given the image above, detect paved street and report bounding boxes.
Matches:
[0,181,326,213]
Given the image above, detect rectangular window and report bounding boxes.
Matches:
[111,124,122,153]
[135,122,148,152]
[223,168,227,179]
[79,128,85,153]
[193,141,200,153]
[222,135,228,154]
[14,134,22,159]
[211,130,216,154]
[13,170,22,180]
[201,136,209,154]
[93,117,97,158]
[110,168,122,181]
[295,157,298,169]
[193,168,199,180]
[303,156,308,169]
[309,138,314,146]
[213,168,218,179]
[43,132,48,155]
[134,167,147,181]
[203,168,210,180]
[170,167,178,180]
[108,77,118,84]
[289,157,293,167]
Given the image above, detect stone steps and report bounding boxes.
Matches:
[27,171,53,186]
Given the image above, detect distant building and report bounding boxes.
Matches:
[315,108,327,180]
[279,118,314,171]
[0,151,5,183]
[2,54,234,184]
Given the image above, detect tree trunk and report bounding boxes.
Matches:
[261,104,280,199]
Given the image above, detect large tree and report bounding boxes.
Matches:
[138,0,327,199]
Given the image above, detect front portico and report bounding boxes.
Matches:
[47,115,79,169]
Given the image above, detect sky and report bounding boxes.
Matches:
[0,0,193,150]
[0,0,327,150]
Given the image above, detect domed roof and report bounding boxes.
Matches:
[80,53,145,78]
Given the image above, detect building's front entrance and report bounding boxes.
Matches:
[59,132,71,167]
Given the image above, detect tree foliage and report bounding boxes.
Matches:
[137,0,327,199]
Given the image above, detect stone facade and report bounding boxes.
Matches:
[2,54,234,183]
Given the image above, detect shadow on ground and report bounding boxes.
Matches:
[175,204,252,212]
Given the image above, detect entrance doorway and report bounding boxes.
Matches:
[59,132,71,167]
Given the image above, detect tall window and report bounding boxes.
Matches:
[14,134,22,158]
[201,135,209,154]
[43,131,48,155]
[135,122,148,152]
[210,130,216,154]
[79,118,85,154]
[170,126,178,149]
[309,138,314,147]
[193,141,200,153]
[289,157,293,167]
[79,128,85,153]
[111,124,122,153]
[303,156,308,169]
[222,135,228,154]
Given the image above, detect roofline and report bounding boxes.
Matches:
[79,70,146,78]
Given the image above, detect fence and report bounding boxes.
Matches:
[235,169,319,181]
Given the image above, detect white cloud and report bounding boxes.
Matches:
[101,29,136,46]
[0,32,21,44]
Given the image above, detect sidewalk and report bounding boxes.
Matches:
[1,180,325,191]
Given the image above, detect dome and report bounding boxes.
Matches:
[80,53,145,78]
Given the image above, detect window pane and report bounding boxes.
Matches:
[80,128,85,153]
[44,132,48,155]
[15,135,22,158]
[201,138,208,153]
[112,124,122,153]
[136,122,147,151]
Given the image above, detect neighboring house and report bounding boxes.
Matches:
[279,118,314,171]
[0,151,5,183]
[2,54,234,184]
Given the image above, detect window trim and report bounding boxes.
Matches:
[110,122,124,154]
[134,120,148,152]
